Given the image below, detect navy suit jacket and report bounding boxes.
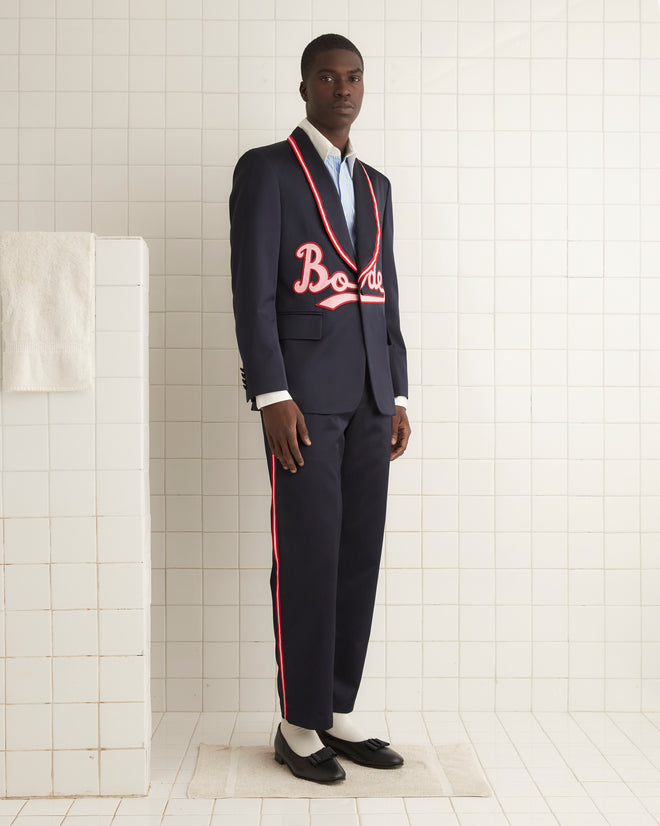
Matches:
[229,126,407,417]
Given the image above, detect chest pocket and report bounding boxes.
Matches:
[277,312,323,340]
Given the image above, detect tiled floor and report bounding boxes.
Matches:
[0,710,658,825]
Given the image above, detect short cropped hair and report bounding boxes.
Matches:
[300,34,364,80]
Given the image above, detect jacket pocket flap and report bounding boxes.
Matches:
[277,312,323,340]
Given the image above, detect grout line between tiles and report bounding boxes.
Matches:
[573,710,660,825]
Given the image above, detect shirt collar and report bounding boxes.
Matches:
[298,117,357,176]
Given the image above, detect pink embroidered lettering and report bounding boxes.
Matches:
[294,243,358,309]
[294,243,385,310]
[358,261,385,296]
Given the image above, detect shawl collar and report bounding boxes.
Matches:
[352,160,380,276]
[288,127,382,281]
[289,126,357,268]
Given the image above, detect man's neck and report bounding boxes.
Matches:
[306,117,350,155]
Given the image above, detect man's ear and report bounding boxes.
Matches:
[299,80,308,101]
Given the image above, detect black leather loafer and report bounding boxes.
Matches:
[273,723,346,783]
[317,730,404,768]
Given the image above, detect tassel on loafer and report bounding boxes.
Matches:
[317,730,404,769]
[273,723,346,783]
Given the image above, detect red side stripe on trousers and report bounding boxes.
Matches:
[270,452,287,718]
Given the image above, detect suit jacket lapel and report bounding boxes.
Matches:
[352,161,379,276]
[289,126,357,269]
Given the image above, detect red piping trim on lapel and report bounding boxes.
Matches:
[288,135,361,273]
[357,162,382,284]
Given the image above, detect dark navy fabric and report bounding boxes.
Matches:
[263,378,391,730]
[229,126,408,416]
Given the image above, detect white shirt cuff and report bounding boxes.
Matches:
[257,390,407,410]
[255,390,292,409]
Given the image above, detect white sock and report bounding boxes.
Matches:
[280,718,325,757]
[324,711,368,742]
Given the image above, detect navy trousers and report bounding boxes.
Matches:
[262,378,392,731]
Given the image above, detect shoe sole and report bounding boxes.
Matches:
[274,749,346,783]
[331,751,403,768]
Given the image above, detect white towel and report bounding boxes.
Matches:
[0,231,95,392]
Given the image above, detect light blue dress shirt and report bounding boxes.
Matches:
[323,151,356,246]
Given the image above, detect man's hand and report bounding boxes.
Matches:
[261,399,311,473]
[390,405,410,461]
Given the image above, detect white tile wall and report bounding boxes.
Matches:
[1,0,659,780]
[0,237,151,797]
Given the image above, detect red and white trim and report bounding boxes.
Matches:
[357,162,382,283]
[288,136,357,273]
[288,134,384,305]
[270,452,287,718]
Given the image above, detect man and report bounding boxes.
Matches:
[229,33,410,784]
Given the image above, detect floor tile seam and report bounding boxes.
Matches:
[642,712,660,735]
[190,711,267,823]
[492,712,564,825]
[154,710,204,825]
[454,711,516,824]
[630,711,660,751]
[534,711,648,824]
[399,711,454,824]
[9,796,77,825]
[576,711,659,764]
[573,711,654,772]
[571,711,660,824]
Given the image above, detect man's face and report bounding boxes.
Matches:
[299,48,364,135]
